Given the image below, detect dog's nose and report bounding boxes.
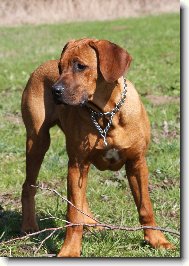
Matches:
[52,83,64,97]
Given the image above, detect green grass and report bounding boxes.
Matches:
[0,13,180,257]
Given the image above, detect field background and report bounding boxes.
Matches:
[0,0,180,258]
[0,0,179,26]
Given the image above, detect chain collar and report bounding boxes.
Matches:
[86,78,127,146]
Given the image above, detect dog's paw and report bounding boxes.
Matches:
[144,230,175,249]
[57,247,81,257]
[21,222,39,234]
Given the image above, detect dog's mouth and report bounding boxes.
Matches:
[52,81,90,106]
[52,89,89,107]
[53,95,68,105]
[52,91,68,105]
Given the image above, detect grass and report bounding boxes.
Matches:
[0,13,180,257]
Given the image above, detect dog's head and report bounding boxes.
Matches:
[52,38,132,105]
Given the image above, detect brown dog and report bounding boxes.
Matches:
[21,38,173,257]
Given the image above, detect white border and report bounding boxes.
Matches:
[1,3,186,266]
[181,1,189,266]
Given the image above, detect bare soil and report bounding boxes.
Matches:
[0,0,179,26]
[146,95,180,105]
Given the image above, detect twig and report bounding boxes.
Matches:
[32,185,100,223]
[32,184,180,236]
[0,221,180,247]
[40,210,68,223]
[34,230,57,255]
[0,227,63,245]
[0,184,180,254]
[65,223,180,236]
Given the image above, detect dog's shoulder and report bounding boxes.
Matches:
[123,79,143,115]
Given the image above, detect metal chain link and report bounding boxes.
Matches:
[89,78,127,146]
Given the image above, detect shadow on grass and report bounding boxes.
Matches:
[0,209,66,256]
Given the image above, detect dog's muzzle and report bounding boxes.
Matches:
[52,82,88,106]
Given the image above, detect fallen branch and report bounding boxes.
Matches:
[66,222,180,236]
[0,227,63,245]
[34,230,57,255]
[0,184,180,254]
[32,184,100,223]
[32,185,180,236]
[0,220,180,247]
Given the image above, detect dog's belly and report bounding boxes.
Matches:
[90,148,125,171]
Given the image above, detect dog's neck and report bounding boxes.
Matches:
[84,77,127,146]
[86,76,125,113]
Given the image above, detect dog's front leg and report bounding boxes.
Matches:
[58,161,90,257]
[126,156,173,249]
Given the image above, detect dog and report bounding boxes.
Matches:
[21,38,173,257]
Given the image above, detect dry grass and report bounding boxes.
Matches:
[0,0,179,26]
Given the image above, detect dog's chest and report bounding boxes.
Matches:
[90,146,125,171]
[102,148,120,163]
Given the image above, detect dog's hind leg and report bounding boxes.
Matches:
[21,83,54,233]
[21,125,51,233]
[21,60,60,233]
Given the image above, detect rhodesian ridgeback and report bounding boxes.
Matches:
[21,38,173,257]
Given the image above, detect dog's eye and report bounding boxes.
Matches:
[73,62,87,72]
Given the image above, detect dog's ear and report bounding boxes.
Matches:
[89,40,132,83]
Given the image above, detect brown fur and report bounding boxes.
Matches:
[21,38,173,257]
